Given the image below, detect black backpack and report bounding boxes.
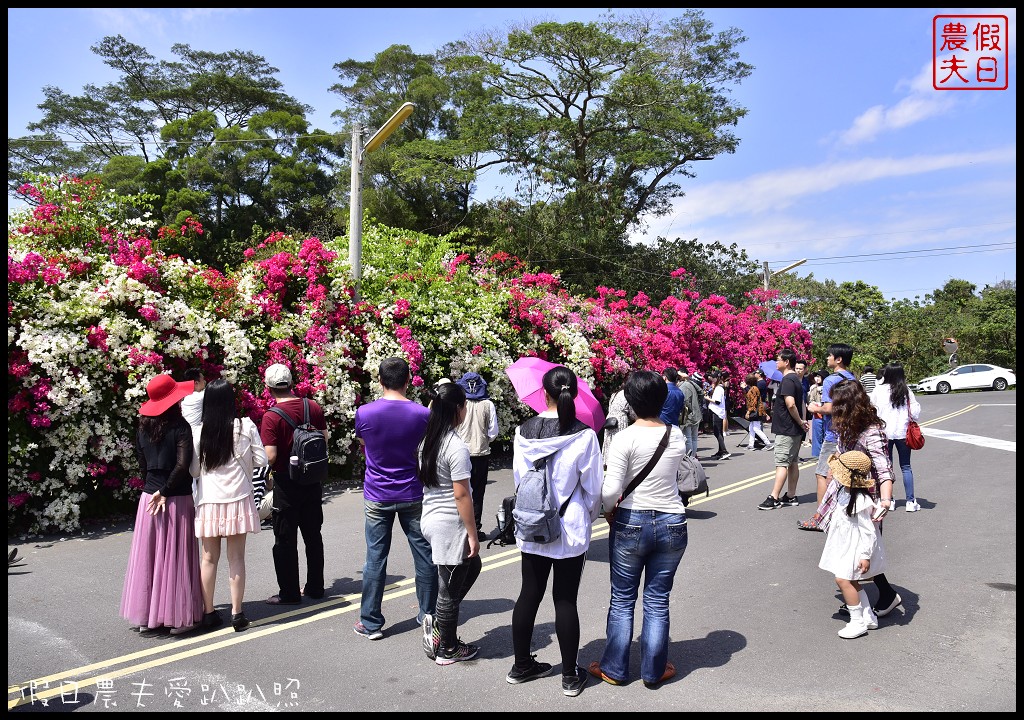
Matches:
[269,398,328,485]
[488,495,518,548]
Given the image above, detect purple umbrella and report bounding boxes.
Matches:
[505,357,605,433]
[758,359,784,383]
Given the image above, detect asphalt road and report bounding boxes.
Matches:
[7,391,1016,712]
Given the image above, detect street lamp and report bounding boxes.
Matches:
[349,102,415,300]
[762,258,806,319]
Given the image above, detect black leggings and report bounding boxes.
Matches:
[511,551,587,675]
[436,556,482,650]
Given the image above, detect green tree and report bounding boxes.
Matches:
[399,10,752,295]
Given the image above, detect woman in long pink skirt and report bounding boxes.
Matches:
[120,374,204,636]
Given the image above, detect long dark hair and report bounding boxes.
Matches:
[419,382,466,489]
[880,362,910,410]
[543,365,579,433]
[831,380,883,449]
[845,484,874,516]
[199,379,237,471]
[139,404,183,443]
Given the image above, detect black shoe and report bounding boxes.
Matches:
[303,587,325,600]
[562,666,588,697]
[477,530,489,542]
[873,593,903,617]
[779,493,799,507]
[201,610,224,630]
[757,495,781,510]
[231,612,250,632]
[506,656,553,684]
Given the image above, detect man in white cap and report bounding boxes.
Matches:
[259,363,329,605]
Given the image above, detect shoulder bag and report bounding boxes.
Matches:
[905,420,925,450]
[604,424,671,523]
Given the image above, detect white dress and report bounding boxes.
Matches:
[818,489,888,581]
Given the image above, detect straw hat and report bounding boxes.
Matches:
[139,374,195,417]
[828,451,873,489]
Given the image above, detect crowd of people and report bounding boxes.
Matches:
[120,345,921,693]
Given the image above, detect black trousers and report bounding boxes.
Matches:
[271,497,325,602]
[711,418,728,455]
[469,455,489,530]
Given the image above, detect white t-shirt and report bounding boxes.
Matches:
[709,385,727,420]
[181,390,204,427]
[602,424,688,513]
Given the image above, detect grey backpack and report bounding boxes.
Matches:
[513,454,578,544]
[677,453,710,506]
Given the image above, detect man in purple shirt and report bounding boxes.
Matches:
[352,357,437,640]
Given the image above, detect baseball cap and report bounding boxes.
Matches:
[264,363,293,389]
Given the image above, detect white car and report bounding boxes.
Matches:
[913,364,1017,394]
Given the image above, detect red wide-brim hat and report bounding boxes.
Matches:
[139,374,195,417]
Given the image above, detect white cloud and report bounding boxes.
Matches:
[839,63,956,145]
[638,146,1015,235]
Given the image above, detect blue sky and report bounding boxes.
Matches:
[7,8,1017,301]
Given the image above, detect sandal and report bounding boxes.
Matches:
[797,516,823,532]
[587,661,622,685]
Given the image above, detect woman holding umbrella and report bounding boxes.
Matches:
[505,365,603,698]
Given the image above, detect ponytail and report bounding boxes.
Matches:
[542,365,578,434]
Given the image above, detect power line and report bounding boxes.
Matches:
[735,221,1016,251]
[771,241,1014,267]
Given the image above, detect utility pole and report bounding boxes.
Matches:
[763,258,807,319]
[348,102,415,301]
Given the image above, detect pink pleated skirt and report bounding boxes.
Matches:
[120,493,204,630]
[195,496,261,538]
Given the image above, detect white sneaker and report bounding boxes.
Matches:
[905,500,920,512]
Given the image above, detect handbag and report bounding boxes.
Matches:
[905,420,925,450]
[604,424,671,522]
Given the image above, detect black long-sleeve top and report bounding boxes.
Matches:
[135,418,195,497]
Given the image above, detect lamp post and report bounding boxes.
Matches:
[349,102,415,301]
[762,258,806,319]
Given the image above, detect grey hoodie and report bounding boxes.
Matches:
[513,413,603,559]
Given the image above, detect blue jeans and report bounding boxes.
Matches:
[811,418,824,458]
[601,509,687,684]
[887,438,916,501]
[682,425,699,456]
[359,500,438,632]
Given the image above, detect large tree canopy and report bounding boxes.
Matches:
[440,12,750,233]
